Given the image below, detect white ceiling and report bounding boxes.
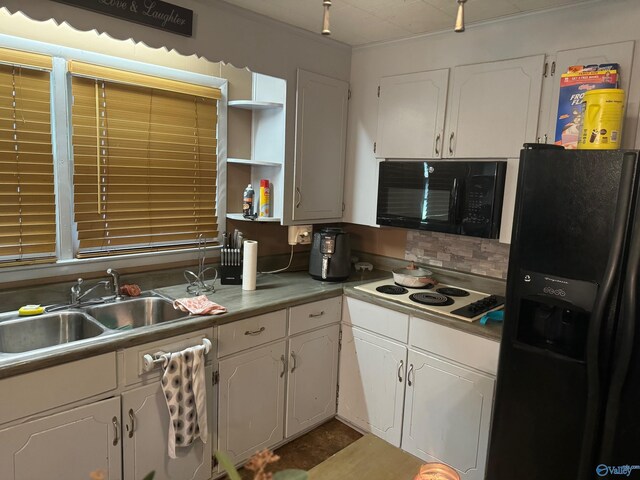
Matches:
[219,0,597,46]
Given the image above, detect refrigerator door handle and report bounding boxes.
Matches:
[599,198,640,462]
[577,154,637,480]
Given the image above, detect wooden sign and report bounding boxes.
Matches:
[51,0,193,37]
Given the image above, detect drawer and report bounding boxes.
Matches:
[409,317,500,375]
[289,297,342,335]
[122,328,214,386]
[0,353,116,425]
[342,296,409,343]
[218,309,287,358]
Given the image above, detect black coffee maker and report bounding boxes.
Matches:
[309,227,351,281]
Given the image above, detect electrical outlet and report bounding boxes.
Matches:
[288,225,313,246]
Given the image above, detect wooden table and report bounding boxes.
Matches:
[308,434,423,480]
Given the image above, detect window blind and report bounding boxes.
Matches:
[70,63,220,257]
[0,49,55,266]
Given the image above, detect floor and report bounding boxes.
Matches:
[226,418,363,479]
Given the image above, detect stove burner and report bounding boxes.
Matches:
[436,287,470,297]
[376,285,409,295]
[409,292,454,306]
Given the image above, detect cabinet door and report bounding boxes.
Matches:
[402,349,495,480]
[122,369,213,480]
[337,325,407,447]
[293,69,349,222]
[0,397,121,480]
[218,341,286,465]
[544,41,635,145]
[376,69,449,159]
[446,55,544,158]
[286,324,340,438]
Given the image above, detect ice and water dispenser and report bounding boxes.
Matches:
[514,271,598,360]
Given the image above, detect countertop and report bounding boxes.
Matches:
[0,268,503,379]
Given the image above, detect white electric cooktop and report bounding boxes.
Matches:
[355,279,505,323]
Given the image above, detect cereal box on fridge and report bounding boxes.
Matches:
[554,63,619,149]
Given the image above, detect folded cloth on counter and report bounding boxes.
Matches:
[161,345,208,459]
[173,295,227,315]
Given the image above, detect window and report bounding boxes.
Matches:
[0,48,56,266]
[69,62,221,257]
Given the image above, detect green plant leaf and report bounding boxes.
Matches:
[273,469,308,480]
[142,472,155,480]
[215,451,242,480]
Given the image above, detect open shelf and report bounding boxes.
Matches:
[227,158,282,167]
[228,100,283,110]
[226,213,281,223]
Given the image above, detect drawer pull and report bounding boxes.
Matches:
[291,351,297,373]
[245,326,266,336]
[407,363,414,386]
[280,355,286,377]
[309,311,325,318]
[127,408,135,438]
[112,416,120,446]
[398,359,404,382]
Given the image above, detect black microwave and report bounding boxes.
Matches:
[377,160,507,239]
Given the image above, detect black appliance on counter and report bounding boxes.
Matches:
[487,145,640,480]
[309,227,351,282]
[376,160,507,239]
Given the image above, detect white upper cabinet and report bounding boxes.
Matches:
[445,55,545,158]
[541,41,635,146]
[375,69,449,159]
[292,69,349,223]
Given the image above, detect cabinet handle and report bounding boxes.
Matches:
[291,351,297,373]
[309,311,325,318]
[280,354,286,377]
[435,133,441,156]
[407,363,414,386]
[449,132,454,156]
[245,326,265,336]
[295,187,301,208]
[398,359,404,383]
[127,408,135,438]
[112,416,120,446]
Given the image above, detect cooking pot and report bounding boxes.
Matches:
[392,263,438,288]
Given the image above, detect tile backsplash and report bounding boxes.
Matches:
[405,231,510,279]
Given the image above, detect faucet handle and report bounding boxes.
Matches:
[70,278,83,303]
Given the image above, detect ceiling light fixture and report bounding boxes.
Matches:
[322,0,332,35]
[454,0,467,32]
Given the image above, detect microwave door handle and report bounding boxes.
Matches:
[450,177,462,224]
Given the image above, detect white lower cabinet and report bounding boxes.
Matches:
[286,324,340,437]
[218,340,287,465]
[339,296,499,480]
[0,396,122,480]
[402,349,495,480]
[217,297,342,468]
[337,324,406,447]
[122,375,212,480]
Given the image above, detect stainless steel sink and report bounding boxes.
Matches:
[0,312,107,353]
[84,296,187,330]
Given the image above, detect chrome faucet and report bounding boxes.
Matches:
[107,268,124,301]
[70,278,111,304]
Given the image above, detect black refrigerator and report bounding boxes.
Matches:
[487,145,640,480]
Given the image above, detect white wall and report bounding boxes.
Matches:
[1,0,352,226]
[344,0,640,228]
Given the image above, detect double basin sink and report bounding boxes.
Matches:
[0,294,188,355]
